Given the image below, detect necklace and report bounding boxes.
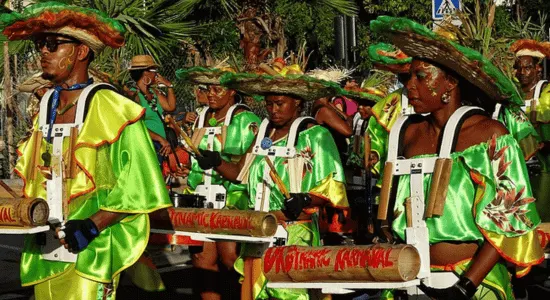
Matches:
[208,112,226,127]
[56,97,80,115]
[209,112,218,126]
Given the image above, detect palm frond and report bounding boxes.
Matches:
[311,0,357,16]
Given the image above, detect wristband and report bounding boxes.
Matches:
[456,276,477,298]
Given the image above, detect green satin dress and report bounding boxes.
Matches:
[235,124,349,299]
[390,134,544,299]
[14,89,172,293]
[186,110,260,210]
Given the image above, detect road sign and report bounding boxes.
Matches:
[432,0,461,20]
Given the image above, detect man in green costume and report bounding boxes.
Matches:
[195,72,350,299]
[175,66,261,300]
[1,2,172,299]
[510,39,550,222]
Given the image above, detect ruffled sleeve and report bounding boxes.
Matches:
[301,126,349,208]
[100,120,172,212]
[497,105,541,160]
[466,134,544,275]
[223,111,260,156]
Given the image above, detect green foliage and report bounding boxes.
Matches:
[363,0,432,24]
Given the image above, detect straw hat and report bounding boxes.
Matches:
[1,2,125,53]
[176,66,236,85]
[370,16,522,106]
[17,73,51,93]
[128,55,159,70]
[368,43,412,74]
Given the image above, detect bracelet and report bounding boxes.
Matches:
[456,276,477,298]
[381,225,389,228]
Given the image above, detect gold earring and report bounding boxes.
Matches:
[442,92,450,104]
[143,76,152,85]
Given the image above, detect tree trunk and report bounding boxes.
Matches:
[3,41,15,179]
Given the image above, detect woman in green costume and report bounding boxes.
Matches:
[2,2,172,300]
[175,67,261,300]
[195,72,350,299]
[371,16,544,300]
[126,55,176,165]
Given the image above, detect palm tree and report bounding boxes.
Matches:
[190,0,357,69]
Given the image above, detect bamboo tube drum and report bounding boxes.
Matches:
[378,162,394,220]
[263,244,420,282]
[164,208,278,237]
[426,158,452,217]
[0,198,49,227]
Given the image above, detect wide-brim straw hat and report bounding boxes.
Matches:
[128,55,159,70]
[370,16,522,106]
[0,2,125,53]
[219,72,355,102]
[368,43,412,74]
[175,67,235,85]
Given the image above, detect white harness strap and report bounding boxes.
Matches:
[352,113,364,136]
[195,104,250,209]
[492,103,502,120]
[522,80,548,112]
[38,83,114,263]
[401,88,415,116]
[253,117,315,212]
[386,106,484,280]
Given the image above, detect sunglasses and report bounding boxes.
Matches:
[34,37,80,53]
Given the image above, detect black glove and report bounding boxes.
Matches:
[196,149,222,170]
[59,218,99,253]
[282,193,312,221]
[419,277,477,300]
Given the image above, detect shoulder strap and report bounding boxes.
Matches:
[252,119,271,149]
[387,114,411,162]
[491,103,502,120]
[352,113,364,136]
[287,117,317,147]
[196,106,209,129]
[224,103,250,126]
[534,80,548,101]
[75,83,117,124]
[438,106,485,158]
[39,88,56,127]
[39,83,116,127]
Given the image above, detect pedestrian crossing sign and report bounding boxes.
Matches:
[432,0,461,20]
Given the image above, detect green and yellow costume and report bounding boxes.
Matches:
[390,134,543,298]
[15,89,172,299]
[187,109,260,209]
[370,16,544,299]
[3,3,171,299]
[235,124,349,299]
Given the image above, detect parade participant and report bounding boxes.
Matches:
[126,55,177,164]
[175,66,261,300]
[196,72,349,299]
[1,2,172,299]
[366,43,412,179]
[372,16,544,299]
[510,39,550,221]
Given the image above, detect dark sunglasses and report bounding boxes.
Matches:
[34,37,80,53]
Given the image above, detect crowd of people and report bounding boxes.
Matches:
[2,2,550,300]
